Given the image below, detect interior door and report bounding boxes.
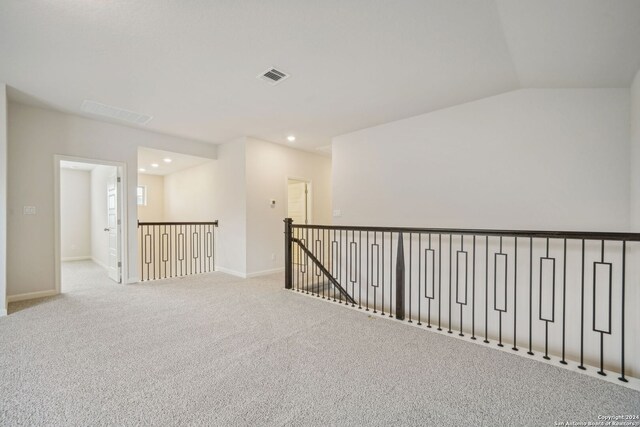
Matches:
[288,179,310,267]
[106,170,121,283]
[287,179,309,225]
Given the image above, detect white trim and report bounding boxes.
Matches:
[0,308,7,317]
[7,289,58,303]
[246,267,284,278]
[91,257,108,270]
[54,155,129,293]
[61,256,91,262]
[215,266,247,278]
[214,267,284,279]
[286,176,312,224]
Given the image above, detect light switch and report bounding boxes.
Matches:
[23,206,36,215]
[333,209,341,217]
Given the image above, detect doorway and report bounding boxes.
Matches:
[56,157,125,293]
[287,178,311,225]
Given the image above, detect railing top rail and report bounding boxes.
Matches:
[138,220,219,226]
[288,222,640,241]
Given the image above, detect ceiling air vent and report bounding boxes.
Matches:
[257,67,289,86]
[80,100,153,125]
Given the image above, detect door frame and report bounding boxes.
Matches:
[53,155,129,293]
[286,176,312,225]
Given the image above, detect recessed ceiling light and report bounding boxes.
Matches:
[163,158,172,163]
[139,168,146,172]
[151,163,159,168]
[287,135,296,142]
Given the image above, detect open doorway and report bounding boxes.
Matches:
[287,178,311,225]
[57,159,123,293]
[136,147,218,281]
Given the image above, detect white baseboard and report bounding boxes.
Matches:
[215,266,247,278]
[213,266,284,279]
[61,256,91,262]
[7,289,58,303]
[91,257,108,270]
[246,267,284,278]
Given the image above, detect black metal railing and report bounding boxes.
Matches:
[138,221,218,281]
[284,218,640,382]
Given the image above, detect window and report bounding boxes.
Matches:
[137,185,147,206]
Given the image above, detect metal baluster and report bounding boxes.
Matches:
[358,230,362,308]
[366,231,369,311]
[578,239,586,370]
[497,236,504,348]
[395,232,405,321]
[428,234,432,328]
[438,234,442,331]
[418,233,422,325]
[152,225,156,280]
[484,236,489,344]
[448,234,452,333]
[512,237,518,351]
[471,235,476,340]
[381,232,385,316]
[619,241,627,382]
[386,232,392,315]
[560,239,567,364]
[528,237,533,355]
[458,235,465,336]
[408,232,412,323]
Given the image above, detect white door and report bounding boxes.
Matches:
[106,170,121,283]
[287,179,309,225]
[288,179,310,267]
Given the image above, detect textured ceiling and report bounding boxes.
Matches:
[1,0,639,151]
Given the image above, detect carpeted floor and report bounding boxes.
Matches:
[1,261,638,426]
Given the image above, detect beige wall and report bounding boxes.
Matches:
[332,88,630,230]
[60,169,91,259]
[6,102,217,297]
[138,174,165,222]
[0,84,6,315]
[164,161,216,222]
[631,69,640,232]
[332,87,638,377]
[209,140,246,276]
[245,137,331,276]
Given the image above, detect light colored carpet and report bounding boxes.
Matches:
[1,261,638,426]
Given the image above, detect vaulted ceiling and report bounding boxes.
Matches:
[1,0,639,151]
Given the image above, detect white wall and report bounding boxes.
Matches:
[631,70,640,232]
[333,89,630,231]
[163,161,216,222]
[630,70,640,379]
[138,173,165,222]
[211,140,247,276]
[162,136,331,278]
[331,88,638,376]
[245,137,331,276]
[60,169,91,259]
[90,165,112,269]
[0,84,6,315]
[6,102,217,297]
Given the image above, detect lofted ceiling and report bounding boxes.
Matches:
[1,0,639,151]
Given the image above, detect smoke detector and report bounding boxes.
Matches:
[257,67,290,86]
[81,100,153,125]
